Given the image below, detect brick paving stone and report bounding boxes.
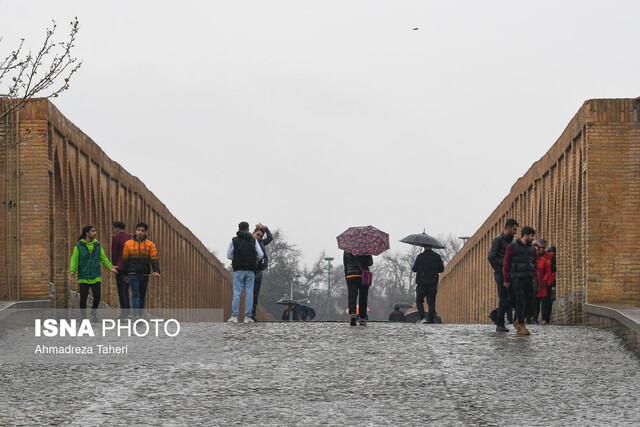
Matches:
[1,322,639,425]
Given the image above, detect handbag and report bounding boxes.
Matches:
[533,273,541,294]
[354,257,372,287]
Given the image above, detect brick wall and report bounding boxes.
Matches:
[0,99,269,321]
[437,98,640,324]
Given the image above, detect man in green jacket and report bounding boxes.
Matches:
[69,225,117,321]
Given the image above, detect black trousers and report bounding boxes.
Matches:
[346,276,369,319]
[116,271,130,310]
[541,294,552,322]
[79,282,101,314]
[525,282,536,321]
[251,271,263,319]
[416,283,437,323]
[533,296,543,322]
[512,277,533,324]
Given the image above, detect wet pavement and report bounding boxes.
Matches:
[1,322,639,426]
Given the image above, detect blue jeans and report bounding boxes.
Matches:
[491,272,512,326]
[232,270,255,317]
[129,274,149,316]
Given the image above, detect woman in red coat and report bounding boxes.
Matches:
[533,240,554,324]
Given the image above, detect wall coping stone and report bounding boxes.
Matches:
[585,303,640,335]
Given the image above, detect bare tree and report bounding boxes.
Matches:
[1,17,82,144]
[434,233,463,265]
[375,246,420,297]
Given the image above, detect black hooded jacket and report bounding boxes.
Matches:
[343,251,373,276]
[231,230,258,272]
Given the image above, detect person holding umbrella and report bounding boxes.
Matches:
[337,225,390,326]
[412,244,444,324]
[343,251,373,326]
[400,230,445,324]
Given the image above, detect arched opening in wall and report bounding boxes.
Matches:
[68,165,79,246]
[53,153,69,307]
[100,189,111,305]
[576,142,586,304]
[90,178,97,226]
[79,174,87,227]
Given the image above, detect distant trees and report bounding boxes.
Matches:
[254,229,463,320]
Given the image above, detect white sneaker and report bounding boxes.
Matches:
[244,317,254,324]
[420,318,428,324]
[227,316,238,323]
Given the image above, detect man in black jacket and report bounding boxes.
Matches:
[487,218,518,332]
[412,245,444,324]
[226,221,263,324]
[251,223,273,321]
[503,226,537,336]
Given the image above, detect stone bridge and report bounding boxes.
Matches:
[0,98,268,320]
[438,98,640,326]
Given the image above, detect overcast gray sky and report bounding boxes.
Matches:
[2,1,639,265]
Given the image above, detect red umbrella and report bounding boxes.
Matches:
[336,225,390,256]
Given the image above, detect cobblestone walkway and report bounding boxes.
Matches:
[1,323,639,425]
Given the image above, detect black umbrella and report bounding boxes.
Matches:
[393,302,412,310]
[293,305,316,321]
[400,230,445,249]
[275,298,300,306]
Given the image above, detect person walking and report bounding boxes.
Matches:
[531,240,552,323]
[251,223,273,321]
[227,221,263,324]
[69,225,118,321]
[487,219,518,332]
[343,251,373,326]
[122,222,161,319]
[540,242,555,324]
[111,221,132,319]
[503,226,538,335]
[412,244,445,324]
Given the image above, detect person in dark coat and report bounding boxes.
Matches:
[412,245,444,324]
[251,223,273,321]
[111,221,132,319]
[282,304,299,321]
[487,218,518,332]
[503,226,538,335]
[343,251,373,326]
[388,305,406,322]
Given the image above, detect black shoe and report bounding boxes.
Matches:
[350,316,357,326]
[496,325,509,332]
[252,317,258,323]
[489,311,497,325]
[359,318,367,326]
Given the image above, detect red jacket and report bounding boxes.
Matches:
[536,252,554,297]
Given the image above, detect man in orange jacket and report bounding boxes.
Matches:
[123,222,160,318]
